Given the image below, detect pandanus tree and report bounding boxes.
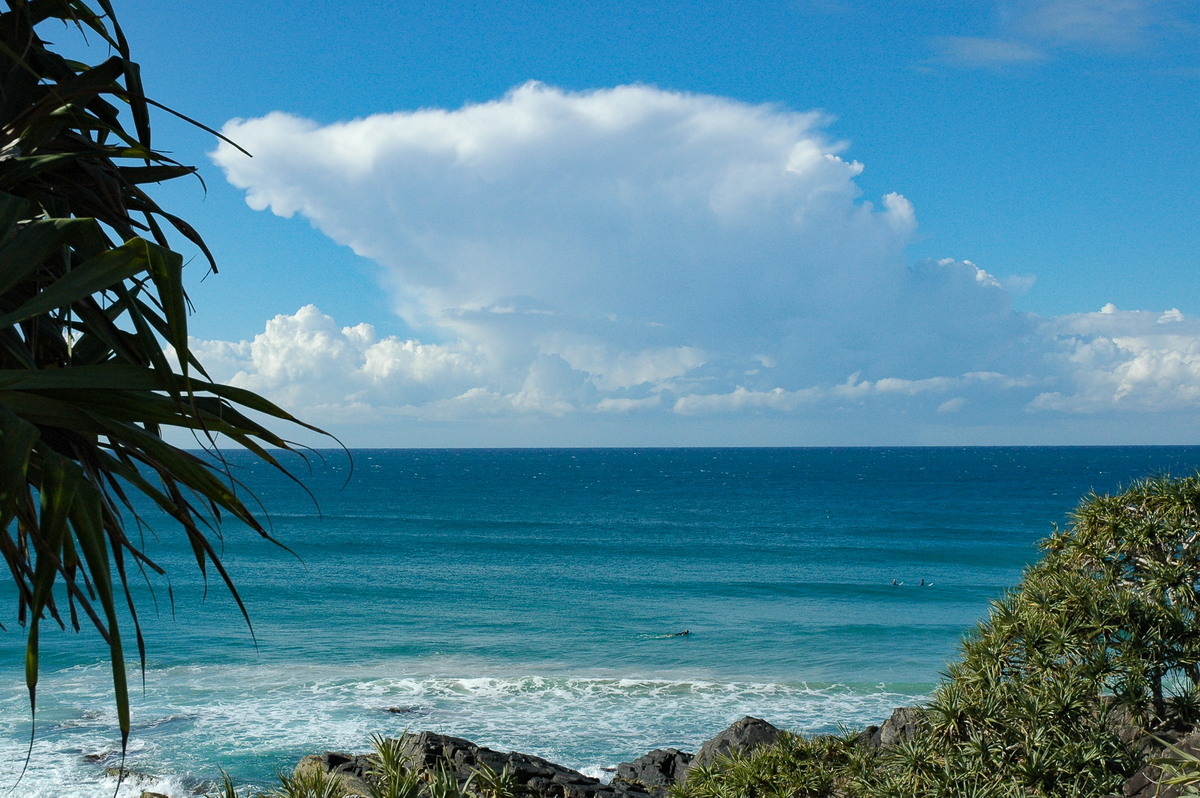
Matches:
[0,0,324,755]
[870,475,1200,797]
[1043,474,1200,717]
[671,476,1200,797]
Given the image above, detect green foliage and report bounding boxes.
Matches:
[1044,474,1200,717]
[365,734,423,798]
[467,762,516,798]
[0,0,326,756]
[264,767,349,798]
[669,731,871,798]
[677,475,1200,798]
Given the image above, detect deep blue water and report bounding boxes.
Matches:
[2,446,1199,797]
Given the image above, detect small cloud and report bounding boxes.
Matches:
[938,397,967,413]
[933,1,1195,70]
[1159,308,1185,323]
[595,396,662,413]
[1012,0,1165,49]
[934,36,1048,67]
[672,386,820,415]
[1001,274,1037,295]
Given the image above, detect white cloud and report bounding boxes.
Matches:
[672,386,821,415]
[594,396,663,413]
[192,304,489,410]
[215,83,921,372]
[1031,306,1200,412]
[189,301,1200,440]
[206,84,1200,443]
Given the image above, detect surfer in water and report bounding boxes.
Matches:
[647,629,691,639]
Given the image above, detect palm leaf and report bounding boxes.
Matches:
[0,0,336,770]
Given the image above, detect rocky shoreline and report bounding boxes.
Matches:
[280,709,925,798]
[127,706,1200,798]
[295,715,790,798]
[284,708,1200,798]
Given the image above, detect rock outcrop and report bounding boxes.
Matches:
[398,730,651,798]
[860,706,923,749]
[611,748,692,791]
[687,716,782,771]
[608,716,783,792]
[300,730,654,798]
[299,716,787,798]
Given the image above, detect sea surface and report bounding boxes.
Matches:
[2,446,1200,797]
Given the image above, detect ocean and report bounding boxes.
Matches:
[2,446,1199,797]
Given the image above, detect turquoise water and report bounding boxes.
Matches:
[2,446,1199,796]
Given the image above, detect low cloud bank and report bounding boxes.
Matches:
[190,301,1200,442]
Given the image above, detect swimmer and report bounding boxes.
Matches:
[654,629,691,639]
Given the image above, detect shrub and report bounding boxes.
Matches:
[681,475,1200,797]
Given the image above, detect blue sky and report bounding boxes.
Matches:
[57,0,1200,446]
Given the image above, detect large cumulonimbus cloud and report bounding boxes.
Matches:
[207,83,1200,441]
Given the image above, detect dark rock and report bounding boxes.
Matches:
[612,748,693,790]
[1118,728,1200,798]
[862,706,922,748]
[372,730,654,798]
[294,715,849,798]
[688,716,783,772]
[1122,767,1155,798]
[856,725,880,747]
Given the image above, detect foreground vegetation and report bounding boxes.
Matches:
[0,0,323,756]
[675,474,1200,798]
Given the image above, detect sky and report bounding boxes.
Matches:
[53,0,1200,446]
